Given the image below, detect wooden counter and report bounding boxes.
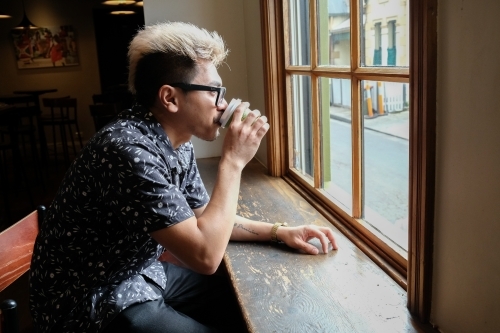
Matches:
[197,157,435,333]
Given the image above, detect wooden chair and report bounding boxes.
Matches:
[41,97,83,167]
[89,103,118,132]
[0,205,45,333]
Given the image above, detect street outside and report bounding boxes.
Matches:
[325,106,409,252]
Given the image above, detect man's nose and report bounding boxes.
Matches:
[217,98,228,110]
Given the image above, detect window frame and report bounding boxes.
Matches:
[260,0,437,322]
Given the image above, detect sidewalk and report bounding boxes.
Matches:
[330,106,409,140]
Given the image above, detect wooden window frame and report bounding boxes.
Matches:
[260,0,437,323]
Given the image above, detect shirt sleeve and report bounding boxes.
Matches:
[99,138,196,234]
[183,145,210,209]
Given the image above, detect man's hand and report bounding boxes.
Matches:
[221,102,269,170]
[276,225,339,255]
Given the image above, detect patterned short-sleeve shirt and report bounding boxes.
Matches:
[29,106,210,333]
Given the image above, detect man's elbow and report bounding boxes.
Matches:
[191,257,221,275]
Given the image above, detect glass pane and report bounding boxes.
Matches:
[361,80,410,252]
[320,78,352,214]
[289,0,310,66]
[317,0,350,66]
[291,75,313,179]
[360,0,409,67]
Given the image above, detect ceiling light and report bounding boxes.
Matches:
[13,0,38,30]
[0,12,12,19]
[102,1,136,5]
[110,10,136,15]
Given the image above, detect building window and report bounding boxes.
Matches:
[374,22,382,65]
[387,20,397,66]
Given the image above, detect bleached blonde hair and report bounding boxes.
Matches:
[128,22,228,97]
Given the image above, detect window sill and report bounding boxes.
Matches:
[197,157,436,333]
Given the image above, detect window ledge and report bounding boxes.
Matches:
[197,157,436,333]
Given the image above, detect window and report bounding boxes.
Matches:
[286,0,410,267]
[261,0,437,322]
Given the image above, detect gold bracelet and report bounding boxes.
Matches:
[271,222,288,243]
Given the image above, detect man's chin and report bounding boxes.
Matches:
[195,128,220,142]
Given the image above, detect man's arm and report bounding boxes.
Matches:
[230,215,338,254]
[160,205,339,268]
[150,104,268,275]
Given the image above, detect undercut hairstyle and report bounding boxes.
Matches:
[128,22,228,108]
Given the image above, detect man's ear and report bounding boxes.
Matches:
[158,85,180,113]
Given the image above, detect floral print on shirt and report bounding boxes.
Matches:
[29,106,210,333]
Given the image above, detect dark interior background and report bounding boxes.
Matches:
[93,7,145,93]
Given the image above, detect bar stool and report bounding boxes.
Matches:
[41,97,83,167]
[0,106,35,225]
[0,98,42,179]
[0,95,38,156]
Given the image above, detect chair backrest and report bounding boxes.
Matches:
[0,206,45,293]
[89,103,118,131]
[42,96,75,121]
[41,96,70,108]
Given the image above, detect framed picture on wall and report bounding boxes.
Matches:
[11,25,79,69]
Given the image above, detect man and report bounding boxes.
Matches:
[29,22,338,333]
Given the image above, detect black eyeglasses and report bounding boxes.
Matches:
[169,83,226,107]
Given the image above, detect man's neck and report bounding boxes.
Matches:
[150,106,191,149]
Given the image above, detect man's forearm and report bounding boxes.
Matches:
[230,215,274,242]
[195,159,243,256]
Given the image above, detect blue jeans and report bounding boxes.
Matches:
[103,262,247,333]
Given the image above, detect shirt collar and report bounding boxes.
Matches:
[128,105,191,172]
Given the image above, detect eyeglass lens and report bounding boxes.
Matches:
[217,87,226,106]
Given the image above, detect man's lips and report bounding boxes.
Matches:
[214,112,224,125]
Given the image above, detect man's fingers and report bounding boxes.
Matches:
[324,228,339,250]
[231,102,250,124]
[253,116,269,135]
[297,240,320,255]
[301,226,338,254]
[307,228,332,254]
[257,115,267,123]
[254,123,270,138]
[316,227,338,250]
[241,109,260,125]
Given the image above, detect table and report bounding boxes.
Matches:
[13,89,58,164]
[0,94,36,105]
[13,89,58,96]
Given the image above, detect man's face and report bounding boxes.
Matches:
[181,60,228,142]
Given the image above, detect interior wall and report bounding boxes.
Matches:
[432,0,500,332]
[144,0,268,166]
[0,0,103,142]
[243,0,267,166]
